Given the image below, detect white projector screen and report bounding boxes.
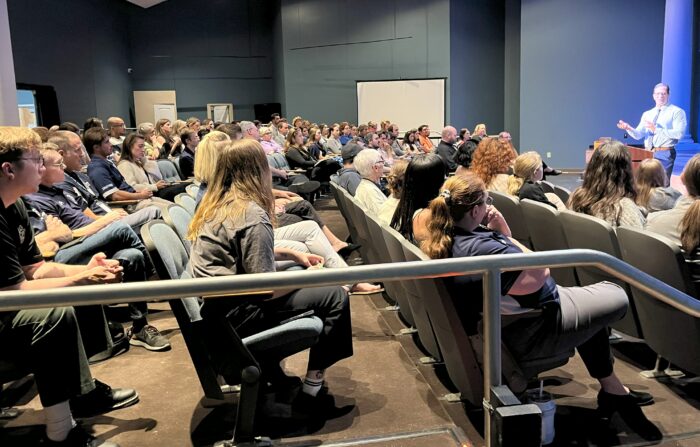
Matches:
[356,78,445,135]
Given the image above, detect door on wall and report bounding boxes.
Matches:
[154,104,176,123]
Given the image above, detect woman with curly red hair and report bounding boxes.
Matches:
[467,137,517,193]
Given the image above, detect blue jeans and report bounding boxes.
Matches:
[54,221,150,323]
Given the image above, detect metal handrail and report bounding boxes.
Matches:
[1,248,697,447]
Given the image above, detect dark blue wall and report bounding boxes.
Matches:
[519,0,666,168]
[278,0,450,125]
[450,0,505,134]
[128,0,277,122]
[7,0,133,125]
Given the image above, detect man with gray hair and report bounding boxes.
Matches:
[434,126,458,172]
[617,82,687,180]
[353,149,387,215]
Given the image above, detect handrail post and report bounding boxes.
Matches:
[482,268,502,447]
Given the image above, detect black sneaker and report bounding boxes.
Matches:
[45,425,119,446]
[129,325,171,351]
[70,380,139,418]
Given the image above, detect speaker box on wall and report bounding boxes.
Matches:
[254,103,282,123]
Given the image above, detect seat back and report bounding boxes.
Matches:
[384,227,442,361]
[162,204,193,252]
[171,156,184,179]
[558,210,643,338]
[175,193,196,216]
[140,220,222,399]
[520,199,578,286]
[400,238,485,404]
[346,194,378,264]
[365,213,415,326]
[185,183,199,198]
[267,152,290,170]
[538,181,555,194]
[330,182,359,245]
[552,184,571,204]
[157,159,182,182]
[489,191,532,248]
[617,226,700,374]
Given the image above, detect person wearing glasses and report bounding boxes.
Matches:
[353,149,388,216]
[0,126,138,447]
[421,172,659,436]
[617,83,687,181]
[107,117,127,149]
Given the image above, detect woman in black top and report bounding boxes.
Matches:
[285,128,339,183]
[507,151,565,210]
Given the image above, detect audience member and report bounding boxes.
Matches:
[646,153,700,290]
[83,117,103,134]
[324,124,342,155]
[107,117,126,148]
[434,126,458,172]
[117,133,189,202]
[137,122,159,159]
[390,153,445,243]
[635,158,681,212]
[377,159,408,226]
[507,151,566,210]
[401,129,421,155]
[353,148,387,215]
[471,137,517,193]
[453,138,479,176]
[186,117,201,133]
[568,141,645,228]
[178,128,200,179]
[286,128,340,184]
[473,123,487,138]
[331,143,363,196]
[24,146,171,353]
[154,118,174,160]
[417,125,434,152]
[0,126,139,446]
[188,139,354,408]
[422,172,655,426]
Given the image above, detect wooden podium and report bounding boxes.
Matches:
[587,138,653,171]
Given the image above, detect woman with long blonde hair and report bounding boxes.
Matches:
[506,151,566,210]
[422,173,654,417]
[188,138,354,403]
[635,158,681,212]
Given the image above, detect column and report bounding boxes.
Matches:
[661,0,693,141]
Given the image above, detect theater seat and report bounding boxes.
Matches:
[140,220,323,445]
[617,226,700,375]
[157,159,182,182]
[175,193,196,216]
[161,204,192,252]
[489,191,532,249]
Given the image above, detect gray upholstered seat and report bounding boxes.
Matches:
[174,193,196,216]
[489,191,532,249]
[520,199,579,286]
[157,159,182,182]
[558,210,643,338]
[162,204,192,252]
[617,226,700,375]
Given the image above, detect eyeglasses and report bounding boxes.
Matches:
[18,156,45,166]
[46,161,66,168]
[475,195,493,207]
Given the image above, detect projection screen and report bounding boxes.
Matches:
[356,78,445,134]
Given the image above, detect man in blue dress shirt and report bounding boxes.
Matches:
[617,83,687,182]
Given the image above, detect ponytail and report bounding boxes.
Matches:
[507,174,524,196]
[421,195,454,259]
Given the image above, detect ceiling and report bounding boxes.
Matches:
[125,0,168,8]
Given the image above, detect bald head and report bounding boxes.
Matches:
[441,126,457,144]
[107,116,126,138]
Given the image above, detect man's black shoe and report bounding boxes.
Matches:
[70,380,139,418]
[337,243,361,258]
[44,425,119,446]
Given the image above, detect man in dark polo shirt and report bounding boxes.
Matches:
[0,126,138,446]
[83,128,154,203]
[48,131,160,233]
[24,147,170,353]
[434,126,458,173]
